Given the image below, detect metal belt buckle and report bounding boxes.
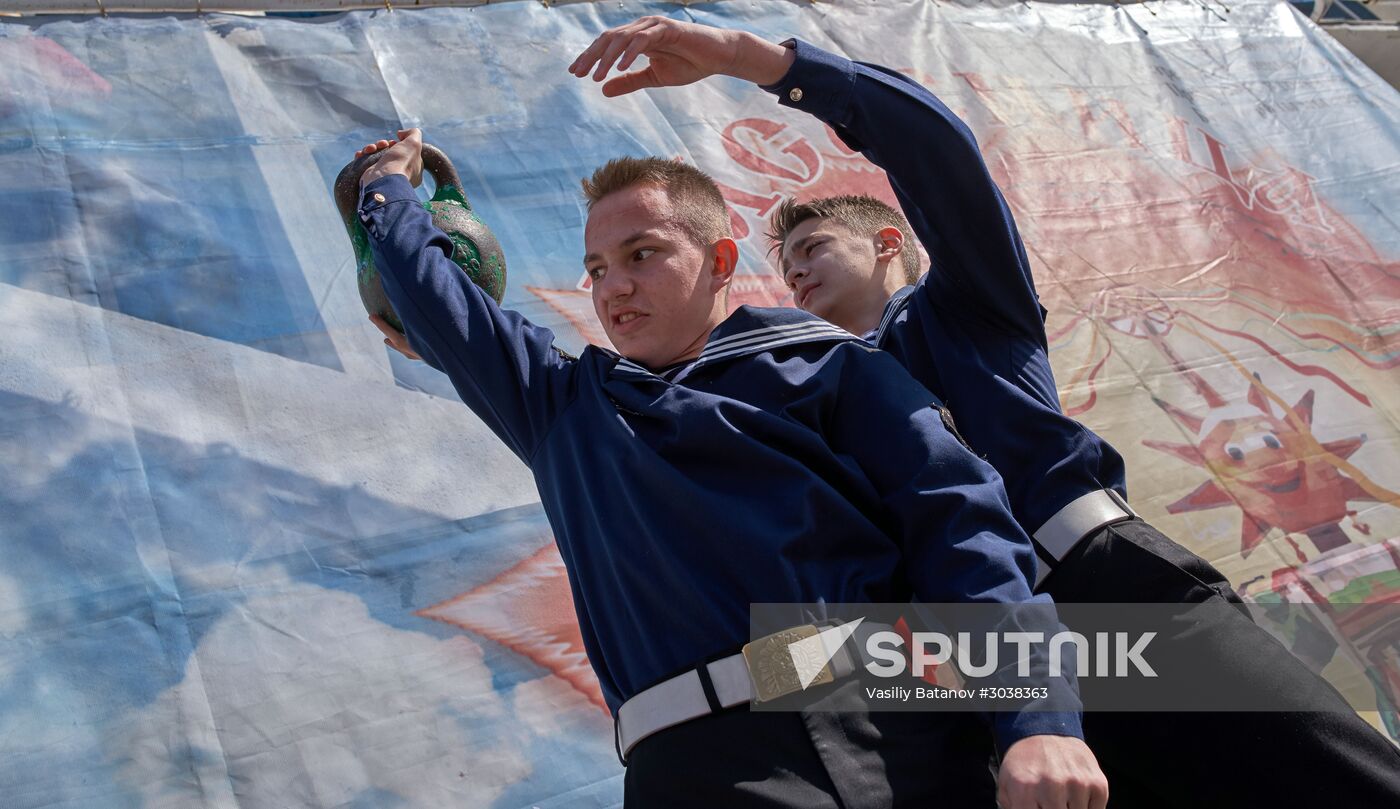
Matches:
[741,624,835,703]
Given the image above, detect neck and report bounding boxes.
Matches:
[647,312,727,369]
[833,291,893,336]
[844,308,885,337]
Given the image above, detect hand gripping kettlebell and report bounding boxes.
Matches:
[333,143,507,333]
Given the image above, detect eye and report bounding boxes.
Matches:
[586,266,605,281]
[1262,434,1281,449]
[806,239,826,256]
[633,248,656,262]
[1226,445,1245,461]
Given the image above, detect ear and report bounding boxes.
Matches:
[876,226,904,262]
[710,238,739,290]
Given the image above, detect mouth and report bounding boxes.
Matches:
[1244,468,1304,495]
[611,310,647,334]
[796,283,822,310]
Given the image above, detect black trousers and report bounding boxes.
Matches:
[1043,517,1400,808]
[623,682,997,809]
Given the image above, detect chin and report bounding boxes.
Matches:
[613,337,654,365]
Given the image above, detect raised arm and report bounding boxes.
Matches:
[571,20,1045,342]
[760,40,1047,342]
[354,130,576,463]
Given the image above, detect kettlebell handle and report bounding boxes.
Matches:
[333,142,466,222]
[333,138,508,331]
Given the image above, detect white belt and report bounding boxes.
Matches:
[615,621,887,763]
[1032,488,1136,586]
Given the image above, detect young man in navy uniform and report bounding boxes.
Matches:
[356,128,1105,806]
[569,14,1400,808]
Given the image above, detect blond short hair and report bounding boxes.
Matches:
[767,195,921,284]
[582,157,731,248]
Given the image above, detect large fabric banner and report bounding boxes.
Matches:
[2,1,1398,805]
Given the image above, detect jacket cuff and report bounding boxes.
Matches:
[758,38,857,124]
[993,710,1084,760]
[357,173,419,241]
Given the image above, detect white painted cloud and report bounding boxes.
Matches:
[509,675,611,743]
[120,579,530,808]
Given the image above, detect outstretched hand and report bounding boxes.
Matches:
[356,128,424,189]
[569,16,793,97]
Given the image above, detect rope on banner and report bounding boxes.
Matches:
[1113,0,1157,20]
[1110,1,1150,36]
[1191,0,1228,23]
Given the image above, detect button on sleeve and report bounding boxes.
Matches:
[357,175,420,241]
[757,39,857,123]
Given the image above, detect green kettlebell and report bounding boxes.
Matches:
[334,142,507,334]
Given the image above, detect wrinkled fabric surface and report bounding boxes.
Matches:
[1,2,1398,806]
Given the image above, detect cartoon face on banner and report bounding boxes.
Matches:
[1147,381,1376,562]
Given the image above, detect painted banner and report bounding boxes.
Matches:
[1,1,1398,805]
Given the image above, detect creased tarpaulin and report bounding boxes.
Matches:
[0,0,1397,806]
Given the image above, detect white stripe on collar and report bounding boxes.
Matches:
[688,326,851,366]
[613,358,652,377]
[873,287,916,345]
[697,317,836,356]
[608,321,855,381]
[693,323,854,366]
[658,362,693,382]
[696,320,853,363]
[613,355,696,380]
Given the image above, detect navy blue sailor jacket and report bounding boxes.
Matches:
[357,172,1082,753]
[762,41,1129,541]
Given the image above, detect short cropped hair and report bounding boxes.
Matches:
[767,195,921,284]
[581,157,731,248]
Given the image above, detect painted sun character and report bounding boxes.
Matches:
[1146,375,1376,561]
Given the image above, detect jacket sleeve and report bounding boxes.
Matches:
[762,40,1047,345]
[827,344,1082,755]
[358,173,575,463]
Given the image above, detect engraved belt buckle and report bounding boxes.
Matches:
[742,623,836,703]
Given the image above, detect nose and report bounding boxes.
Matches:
[597,265,635,302]
[783,263,808,290]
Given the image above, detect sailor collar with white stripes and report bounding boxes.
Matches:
[871,286,917,346]
[610,305,858,383]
